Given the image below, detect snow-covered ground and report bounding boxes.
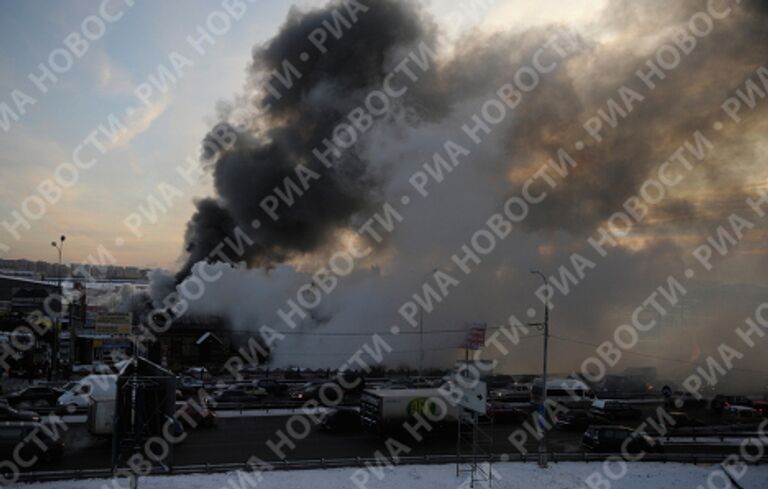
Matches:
[17,462,768,489]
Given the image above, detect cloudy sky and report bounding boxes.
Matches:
[0,0,604,269]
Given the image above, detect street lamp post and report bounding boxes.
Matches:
[417,268,438,378]
[529,270,550,468]
[418,305,424,377]
[50,235,65,381]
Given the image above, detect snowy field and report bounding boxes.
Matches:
[16,462,768,489]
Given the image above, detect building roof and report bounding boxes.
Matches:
[0,275,58,301]
[0,275,59,288]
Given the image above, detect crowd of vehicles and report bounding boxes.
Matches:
[0,369,765,470]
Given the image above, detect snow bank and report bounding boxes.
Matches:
[17,462,768,489]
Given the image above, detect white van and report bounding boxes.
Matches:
[57,375,117,411]
[531,378,595,408]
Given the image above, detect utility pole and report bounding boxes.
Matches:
[529,270,549,468]
[50,235,65,381]
[418,305,424,377]
[417,268,438,378]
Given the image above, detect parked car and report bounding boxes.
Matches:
[589,400,642,421]
[319,408,360,433]
[175,401,215,428]
[582,426,661,453]
[253,379,289,396]
[72,363,113,375]
[491,384,531,403]
[554,410,591,431]
[486,375,515,390]
[228,383,267,397]
[711,395,753,414]
[665,390,707,409]
[0,402,40,422]
[182,367,211,379]
[406,377,436,389]
[4,386,63,408]
[724,406,762,423]
[667,411,706,429]
[177,376,205,392]
[752,400,767,417]
[289,380,343,404]
[486,402,527,424]
[213,389,264,406]
[0,421,64,463]
[371,382,408,390]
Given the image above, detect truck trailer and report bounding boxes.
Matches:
[360,388,461,430]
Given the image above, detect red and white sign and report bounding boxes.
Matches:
[462,323,487,350]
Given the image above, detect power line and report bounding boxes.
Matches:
[264,333,544,357]
[277,345,469,357]
[227,325,519,337]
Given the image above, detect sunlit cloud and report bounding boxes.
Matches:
[107,98,169,150]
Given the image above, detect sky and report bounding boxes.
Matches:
[0,0,606,270]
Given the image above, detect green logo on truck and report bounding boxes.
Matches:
[407,397,438,417]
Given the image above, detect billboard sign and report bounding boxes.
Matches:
[95,312,132,334]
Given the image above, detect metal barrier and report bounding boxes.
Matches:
[15,452,768,483]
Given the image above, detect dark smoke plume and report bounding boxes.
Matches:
[177,0,438,281]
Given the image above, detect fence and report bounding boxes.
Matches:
[15,452,768,483]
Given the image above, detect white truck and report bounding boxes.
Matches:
[57,374,117,411]
[55,374,118,436]
[86,374,118,436]
[360,388,461,430]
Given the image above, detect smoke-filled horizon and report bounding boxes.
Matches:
[152,0,768,388]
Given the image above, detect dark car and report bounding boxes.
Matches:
[589,400,642,421]
[711,395,753,414]
[487,375,515,390]
[213,389,264,406]
[0,422,64,464]
[486,402,527,424]
[337,371,366,395]
[254,379,289,396]
[555,410,591,431]
[0,402,40,422]
[289,380,344,404]
[665,390,708,410]
[668,411,706,429]
[582,426,661,454]
[4,386,63,408]
[753,400,768,417]
[175,401,215,428]
[320,408,360,433]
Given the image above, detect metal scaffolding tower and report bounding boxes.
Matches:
[456,407,494,488]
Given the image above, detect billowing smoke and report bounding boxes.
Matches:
[177,0,441,281]
[158,0,768,387]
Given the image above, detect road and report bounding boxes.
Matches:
[29,410,755,473]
